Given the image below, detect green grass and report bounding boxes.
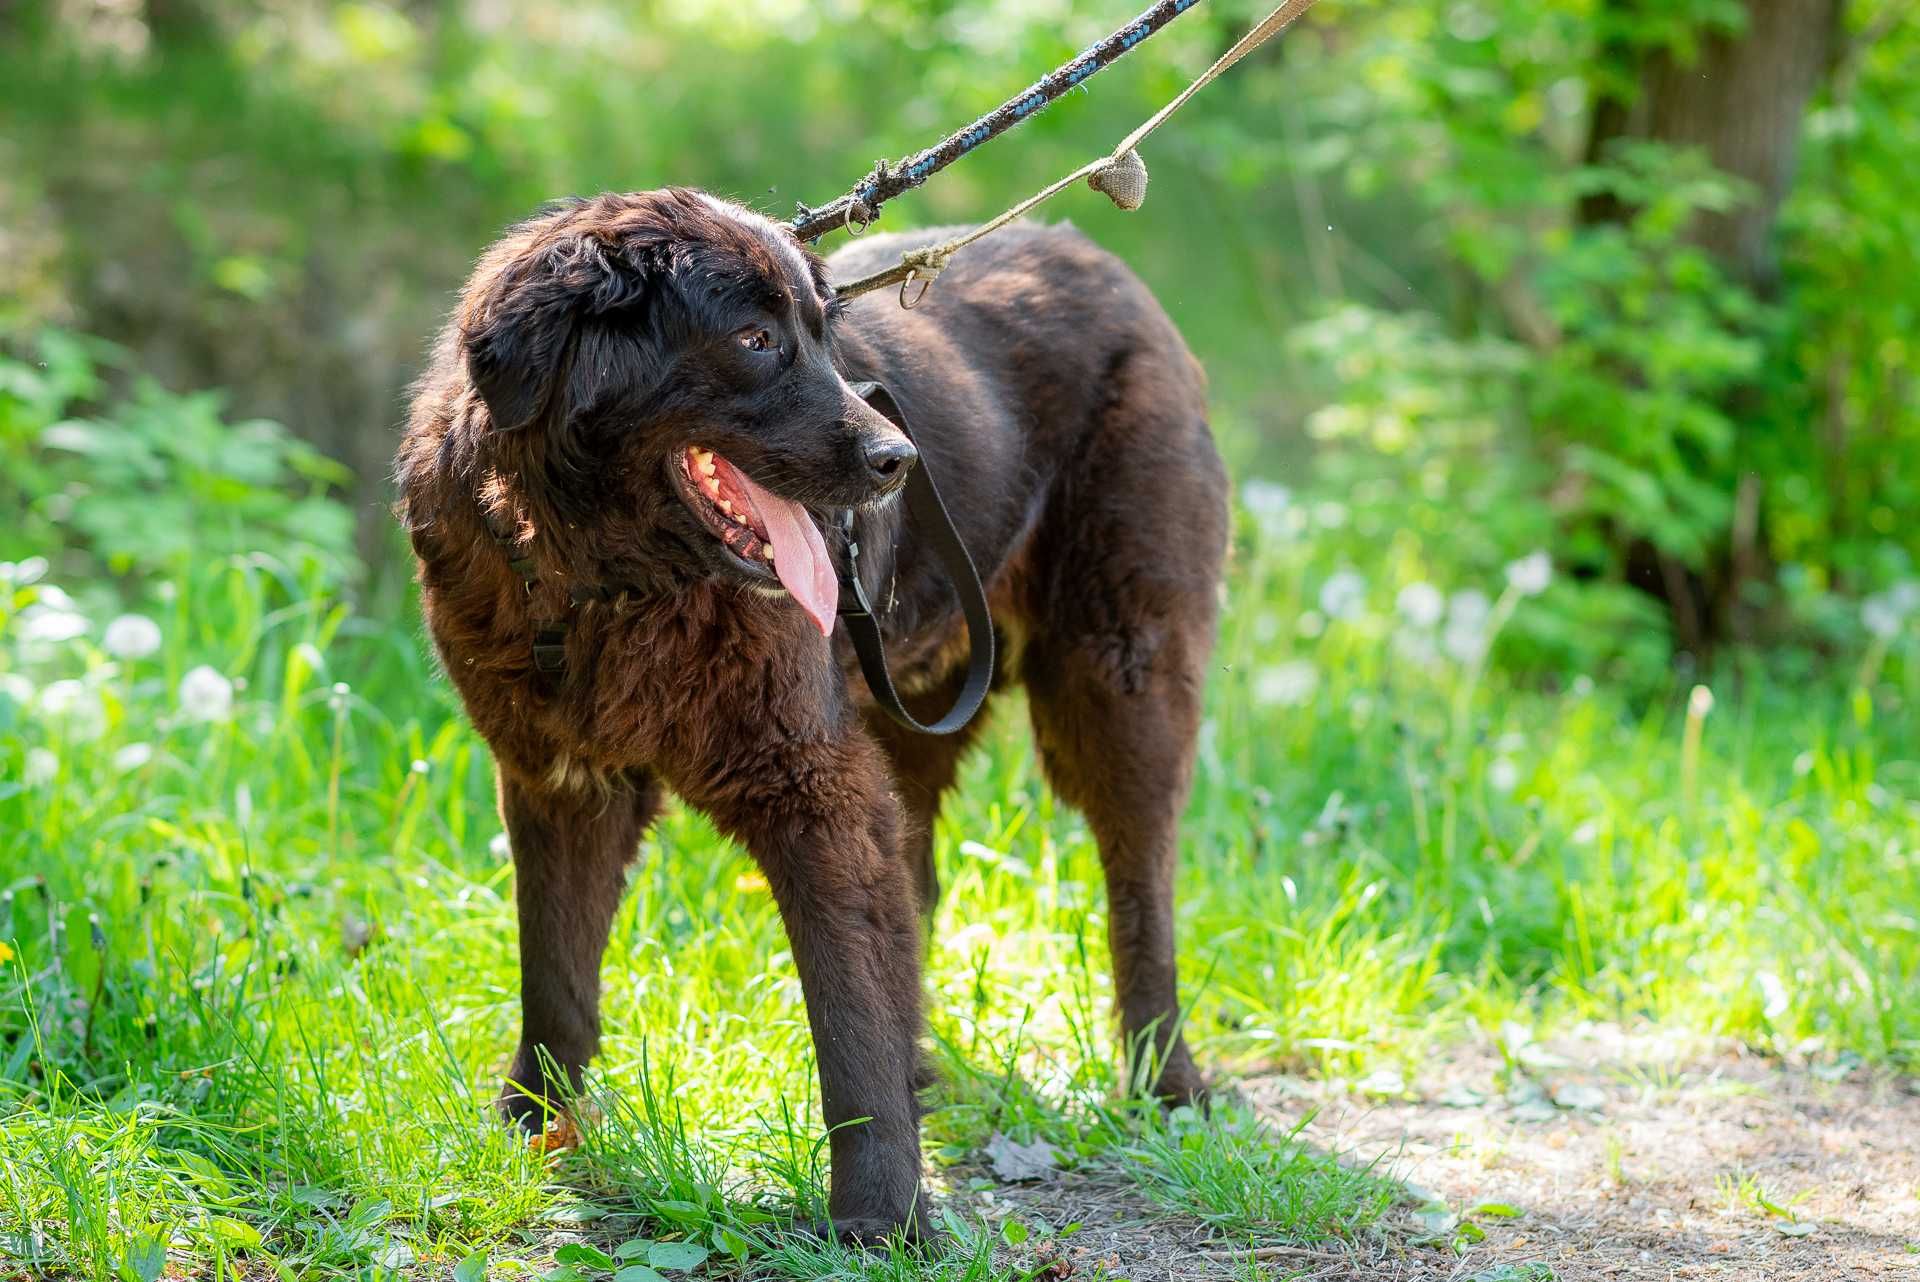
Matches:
[2,510,1917,1280]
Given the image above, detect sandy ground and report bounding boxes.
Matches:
[956,1029,1920,1281]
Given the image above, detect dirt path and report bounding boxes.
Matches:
[964,1030,1920,1280]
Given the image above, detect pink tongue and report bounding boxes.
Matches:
[735,471,838,636]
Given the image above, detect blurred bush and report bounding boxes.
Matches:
[1,0,1915,678]
[0,332,357,599]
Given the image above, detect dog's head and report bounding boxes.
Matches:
[456,189,913,634]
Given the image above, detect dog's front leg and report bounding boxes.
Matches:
[712,735,930,1243]
[495,764,660,1133]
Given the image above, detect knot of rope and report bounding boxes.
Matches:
[898,243,957,309]
[1088,148,1150,211]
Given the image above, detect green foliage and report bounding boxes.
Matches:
[3,2,1920,1275]
[0,333,356,595]
[2,361,1916,1277]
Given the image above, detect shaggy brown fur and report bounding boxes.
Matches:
[396,189,1227,1242]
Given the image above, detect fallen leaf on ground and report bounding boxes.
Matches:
[986,1131,1062,1183]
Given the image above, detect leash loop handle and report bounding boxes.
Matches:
[839,380,995,736]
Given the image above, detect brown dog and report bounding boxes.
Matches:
[397,189,1226,1241]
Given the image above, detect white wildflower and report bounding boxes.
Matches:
[1253,660,1319,708]
[1489,758,1520,792]
[1755,971,1791,1021]
[1862,594,1903,640]
[1890,579,1920,615]
[0,673,33,707]
[0,557,49,587]
[489,832,513,860]
[102,614,163,659]
[1395,582,1445,629]
[1312,500,1349,530]
[1393,630,1439,667]
[17,605,88,644]
[410,758,430,775]
[38,679,106,739]
[1318,570,1367,621]
[23,747,59,787]
[33,584,76,610]
[1444,589,1492,663]
[178,665,235,722]
[1504,550,1552,597]
[113,742,155,771]
[1240,480,1292,525]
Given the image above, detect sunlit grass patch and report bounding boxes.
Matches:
[2,427,1917,1275]
[1110,1106,1396,1242]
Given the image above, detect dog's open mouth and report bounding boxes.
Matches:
[675,445,839,636]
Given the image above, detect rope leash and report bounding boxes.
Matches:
[790,0,1206,244]
[825,0,1321,307]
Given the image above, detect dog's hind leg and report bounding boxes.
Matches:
[1020,394,1226,1106]
[495,765,659,1134]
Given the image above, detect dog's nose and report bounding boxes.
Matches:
[863,437,918,486]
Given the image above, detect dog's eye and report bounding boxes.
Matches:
[737,327,776,353]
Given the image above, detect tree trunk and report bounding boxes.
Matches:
[1579,0,1843,651]
[1581,0,1843,292]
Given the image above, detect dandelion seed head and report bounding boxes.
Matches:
[24,747,59,786]
[178,665,235,723]
[1253,660,1319,708]
[1319,570,1367,621]
[1862,594,1903,640]
[102,614,162,660]
[1504,550,1552,597]
[1395,582,1444,629]
[0,674,34,708]
[18,605,89,644]
[38,679,106,739]
[113,742,154,772]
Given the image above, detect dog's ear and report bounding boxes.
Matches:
[462,234,655,433]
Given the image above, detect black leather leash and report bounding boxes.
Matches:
[839,381,995,735]
[477,381,995,735]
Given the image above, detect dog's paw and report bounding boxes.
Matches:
[1154,1067,1213,1114]
[496,1083,552,1135]
[804,1210,937,1253]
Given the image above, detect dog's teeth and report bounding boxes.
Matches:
[761,545,774,562]
[699,460,717,479]
[718,499,734,515]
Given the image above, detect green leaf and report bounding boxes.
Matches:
[206,1217,263,1250]
[554,1243,617,1271]
[648,1200,706,1228]
[1470,1201,1524,1219]
[611,1268,665,1282]
[646,1241,709,1272]
[612,1239,654,1261]
[1001,1218,1029,1246]
[120,1233,167,1282]
[454,1249,491,1282]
